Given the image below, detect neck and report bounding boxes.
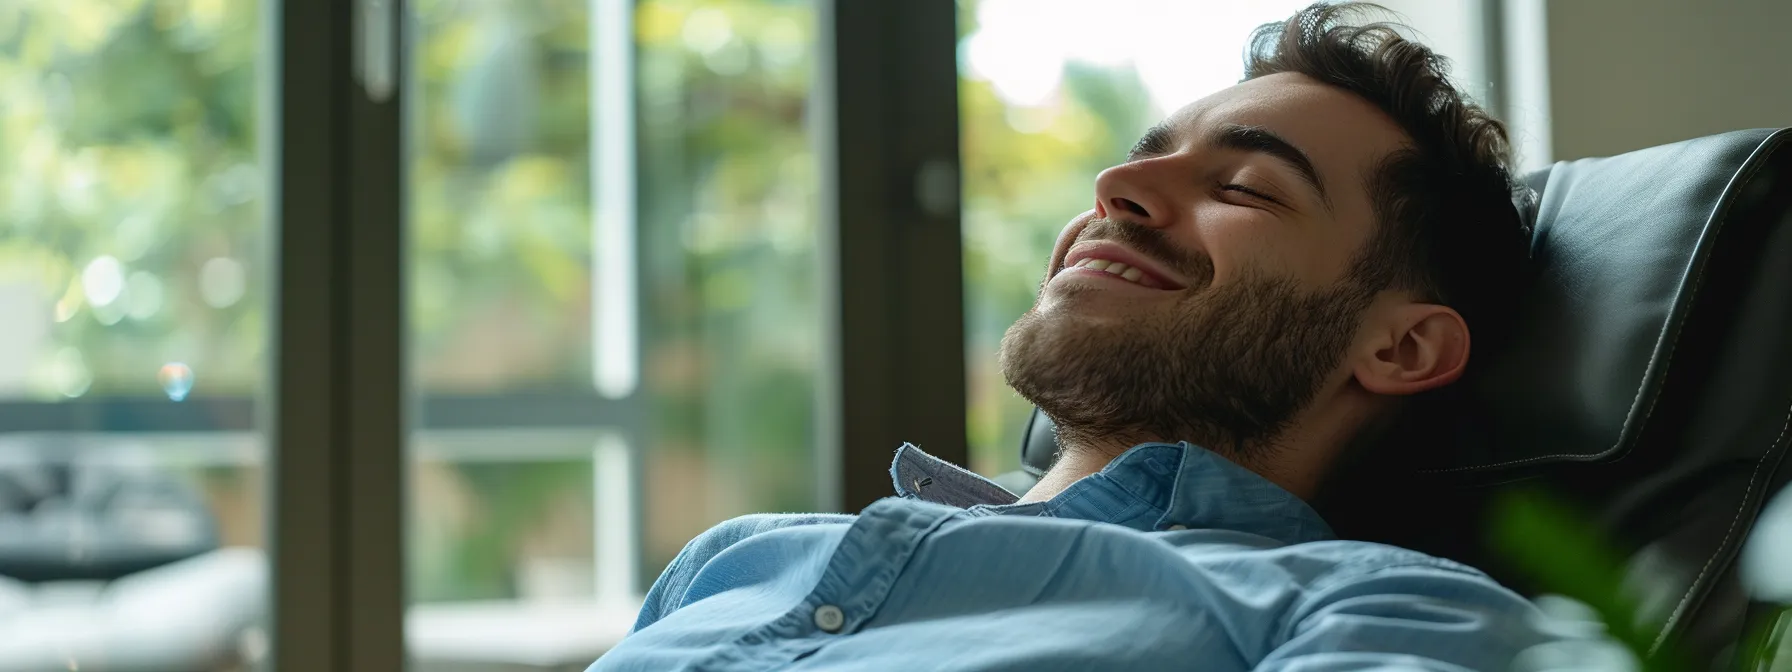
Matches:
[1015,428,1145,503]
[1016,447,1113,503]
[1016,425,1337,504]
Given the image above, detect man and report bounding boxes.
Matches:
[594,3,1560,670]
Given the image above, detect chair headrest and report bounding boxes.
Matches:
[1434,128,1792,475]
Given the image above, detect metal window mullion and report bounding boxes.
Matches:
[589,0,646,601]
[269,0,406,669]
[817,0,966,514]
[344,0,408,664]
[266,0,344,667]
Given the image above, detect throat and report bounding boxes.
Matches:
[1016,426,1327,505]
[1016,443,1131,504]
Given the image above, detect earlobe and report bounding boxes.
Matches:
[1354,305,1470,397]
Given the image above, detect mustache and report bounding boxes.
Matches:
[1078,218,1215,288]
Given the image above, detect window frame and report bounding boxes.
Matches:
[255,0,967,666]
[817,0,968,514]
[268,0,405,667]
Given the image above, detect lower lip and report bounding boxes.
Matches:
[1053,266,1174,290]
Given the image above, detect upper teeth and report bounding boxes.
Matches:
[1074,258,1148,285]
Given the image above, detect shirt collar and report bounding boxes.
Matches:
[891,443,1022,508]
[889,442,1334,545]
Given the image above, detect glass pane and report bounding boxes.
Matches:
[959,0,1486,476]
[0,0,270,668]
[634,0,822,556]
[405,0,820,667]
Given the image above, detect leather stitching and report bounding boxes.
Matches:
[1647,407,1787,657]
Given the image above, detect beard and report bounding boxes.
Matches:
[999,220,1377,461]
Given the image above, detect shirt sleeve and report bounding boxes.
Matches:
[1254,562,1567,671]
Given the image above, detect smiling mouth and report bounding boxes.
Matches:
[1060,257,1173,289]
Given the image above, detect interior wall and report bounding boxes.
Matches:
[1542,0,1792,161]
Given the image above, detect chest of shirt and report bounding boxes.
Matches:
[615,500,1336,671]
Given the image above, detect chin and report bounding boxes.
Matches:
[1000,302,1146,392]
[1036,286,1166,324]
[1014,303,1111,342]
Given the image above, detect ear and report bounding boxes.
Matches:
[1351,303,1470,397]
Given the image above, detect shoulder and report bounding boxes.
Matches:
[1250,540,1564,668]
[1276,538,1540,628]
[633,512,854,631]
[1288,538,1491,581]
[677,512,854,565]
[1281,538,1513,601]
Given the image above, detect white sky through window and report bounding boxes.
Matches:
[964,0,1313,115]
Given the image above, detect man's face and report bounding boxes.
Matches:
[999,72,1414,456]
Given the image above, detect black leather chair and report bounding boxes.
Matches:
[1011,128,1792,669]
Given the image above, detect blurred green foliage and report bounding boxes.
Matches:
[0,0,827,601]
[0,0,1161,601]
[1490,489,1689,671]
[0,0,266,396]
[1495,491,1792,670]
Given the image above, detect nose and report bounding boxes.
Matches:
[1093,161,1172,229]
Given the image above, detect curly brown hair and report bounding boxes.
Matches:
[1244,2,1533,364]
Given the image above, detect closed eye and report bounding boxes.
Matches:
[1219,183,1285,207]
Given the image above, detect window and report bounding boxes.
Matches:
[0,0,270,667]
[1,0,828,667]
[404,0,821,666]
[958,0,1491,476]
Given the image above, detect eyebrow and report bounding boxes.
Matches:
[1129,125,1176,160]
[1211,123,1332,211]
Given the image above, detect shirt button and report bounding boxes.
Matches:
[1166,524,1188,531]
[813,604,846,633]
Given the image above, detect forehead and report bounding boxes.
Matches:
[1165,72,1411,214]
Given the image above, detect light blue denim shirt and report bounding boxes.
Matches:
[591,442,1564,671]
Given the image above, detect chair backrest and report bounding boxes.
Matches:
[1018,128,1792,663]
